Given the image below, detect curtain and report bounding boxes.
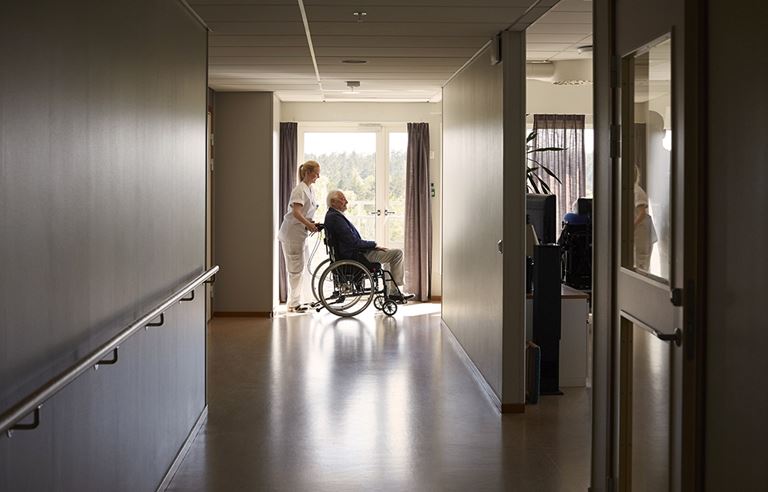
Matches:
[278,122,298,303]
[532,114,586,224]
[404,122,432,301]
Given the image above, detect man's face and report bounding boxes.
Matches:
[334,193,348,212]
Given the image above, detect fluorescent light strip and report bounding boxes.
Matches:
[297,0,324,99]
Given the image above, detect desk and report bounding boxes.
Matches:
[526,285,590,387]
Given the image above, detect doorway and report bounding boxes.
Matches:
[298,124,408,265]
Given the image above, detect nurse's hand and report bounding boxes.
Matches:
[306,222,318,233]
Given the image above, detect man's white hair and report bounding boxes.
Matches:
[327,189,343,208]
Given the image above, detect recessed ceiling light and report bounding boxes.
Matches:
[341,59,368,64]
[577,45,593,54]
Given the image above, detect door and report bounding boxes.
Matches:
[612,23,696,491]
[299,124,407,252]
[617,33,679,492]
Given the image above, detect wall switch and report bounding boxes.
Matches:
[429,151,435,159]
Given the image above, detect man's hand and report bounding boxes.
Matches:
[374,246,388,252]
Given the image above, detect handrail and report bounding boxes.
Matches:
[0,265,219,437]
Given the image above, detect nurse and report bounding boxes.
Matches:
[278,160,321,312]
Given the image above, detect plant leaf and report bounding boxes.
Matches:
[537,165,563,184]
[526,131,538,143]
[527,174,540,194]
[528,146,565,153]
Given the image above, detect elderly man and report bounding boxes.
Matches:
[324,190,412,302]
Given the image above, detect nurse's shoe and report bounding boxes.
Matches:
[287,305,308,313]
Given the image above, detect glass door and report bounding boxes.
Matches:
[300,125,407,252]
[382,131,407,250]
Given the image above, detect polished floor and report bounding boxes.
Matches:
[167,304,590,492]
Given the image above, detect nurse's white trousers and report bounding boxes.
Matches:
[281,239,307,308]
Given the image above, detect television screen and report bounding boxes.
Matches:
[527,194,557,244]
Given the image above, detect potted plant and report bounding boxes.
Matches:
[526,130,563,194]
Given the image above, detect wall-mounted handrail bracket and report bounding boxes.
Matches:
[99,347,119,366]
[180,290,195,302]
[204,275,216,285]
[7,406,41,436]
[146,313,165,329]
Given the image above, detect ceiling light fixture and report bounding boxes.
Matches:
[353,11,367,22]
[346,80,361,93]
[577,45,593,54]
[341,59,368,64]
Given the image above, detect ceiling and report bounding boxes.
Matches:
[188,0,593,102]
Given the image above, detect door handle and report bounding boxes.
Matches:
[383,209,396,216]
[369,210,381,216]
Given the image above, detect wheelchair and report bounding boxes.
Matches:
[308,224,408,318]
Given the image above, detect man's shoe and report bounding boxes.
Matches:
[287,305,308,313]
[389,293,415,303]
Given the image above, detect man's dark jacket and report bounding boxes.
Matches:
[324,207,376,260]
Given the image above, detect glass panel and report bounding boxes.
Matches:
[629,321,671,491]
[387,132,407,248]
[625,38,672,280]
[303,131,377,242]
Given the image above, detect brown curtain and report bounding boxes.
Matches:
[532,114,586,224]
[404,122,432,301]
[278,122,298,303]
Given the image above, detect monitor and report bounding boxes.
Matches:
[526,194,557,244]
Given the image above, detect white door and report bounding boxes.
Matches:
[615,34,691,491]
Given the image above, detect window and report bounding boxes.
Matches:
[299,124,407,253]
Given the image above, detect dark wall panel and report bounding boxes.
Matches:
[705,0,768,488]
[0,0,207,490]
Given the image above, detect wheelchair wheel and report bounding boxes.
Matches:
[382,300,398,316]
[318,260,375,317]
[311,258,331,302]
[373,295,385,310]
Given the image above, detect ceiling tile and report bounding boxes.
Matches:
[304,6,529,23]
[193,0,592,99]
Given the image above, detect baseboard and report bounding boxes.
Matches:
[430,295,442,302]
[440,320,523,414]
[213,311,273,318]
[156,405,208,492]
[501,403,526,413]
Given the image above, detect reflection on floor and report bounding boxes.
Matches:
[167,303,590,492]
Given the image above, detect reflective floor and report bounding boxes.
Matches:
[167,304,590,491]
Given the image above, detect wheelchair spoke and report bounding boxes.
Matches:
[318,260,375,317]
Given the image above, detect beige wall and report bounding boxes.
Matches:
[281,102,443,296]
[442,34,527,407]
[527,80,593,123]
[214,92,276,313]
[443,45,505,397]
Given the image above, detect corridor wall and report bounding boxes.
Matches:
[212,92,280,314]
[442,31,527,410]
[0,1,208,490]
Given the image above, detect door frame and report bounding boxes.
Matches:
[297,122,408,249]
[591,0,706,490]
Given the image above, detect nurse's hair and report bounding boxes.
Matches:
[298,160,320,181]
[327,190,343,208]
